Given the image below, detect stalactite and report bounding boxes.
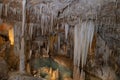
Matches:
[74,25,79,66]
[19,0,26,73]
[29,50,32,59]
[74,20,95,67]
[39,4,43,15]
[13,8,16,15]
[14,23,21,56]
[0,3,3,24]
[74,20,95,80]
[20,38,25,73]
[41,14,44,35]
[104,45,111,65]
[88,21,95,55]
[29,23,34,39]
[34,7,37,15]
[5,4,8,16]
[69,26,74,59]
[44,15,47,35]
[0,3,3,17]
[50,11,54,32]
[65,23,69,40]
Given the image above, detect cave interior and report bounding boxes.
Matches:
[0,0,120,80]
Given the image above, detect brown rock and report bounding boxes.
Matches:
[8,72,43,80]
[0,57,8,80]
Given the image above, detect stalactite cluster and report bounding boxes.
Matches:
[74,20,94,67]
[74,20,95,79]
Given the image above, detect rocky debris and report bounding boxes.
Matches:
[53,55,73,70]
[0,57,8,80]
[8,72,43,80]
[7,46,19,70]
[33,67,59,80]
[85,62,117,80]
[95,66,117,80]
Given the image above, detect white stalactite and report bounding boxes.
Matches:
[12,7,16,15]
[65,23,69,40]
[20,38,25,73]
[19,0,26,73]
[29,50,32,59]
[74,25,79,66]
[74,20,95,79]
[41,14,44,35]
[14,23,21,56]
[29,23,33,39]
[39,4,44,14]
[51,11,54,32]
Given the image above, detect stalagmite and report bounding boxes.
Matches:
[49,35,54,55]
[73,66,80,80]
[20,37,25,73]
[58,33,60,53]
[47,45,49,56]
[104,45,111,65]
[19,0,26,73]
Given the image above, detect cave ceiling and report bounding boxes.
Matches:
[1,0,119,24]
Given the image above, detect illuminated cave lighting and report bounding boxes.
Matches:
[8,28,14,45]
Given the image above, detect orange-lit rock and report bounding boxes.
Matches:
[0,23,12,32]
[8,28,14,45]
[0,23,14,45]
